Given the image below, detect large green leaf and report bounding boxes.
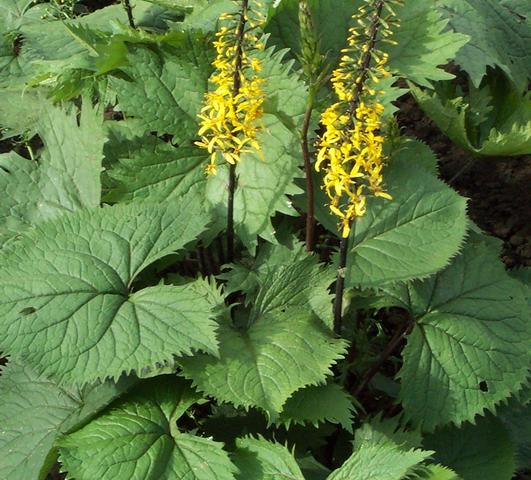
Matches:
[424,416,516,480]
[58,376,237,480]
[0,360,135,480]
[180,308,346,419]
[265,0,468,86]
[327,423,433,480]
[233,436,305,480]
[0,198,218,385]
[181,245,346,417]
[343,140,467,287]
[382,234,531,431]
[110,32,213,143]
[438,0,531,89]
[0,99,106,244]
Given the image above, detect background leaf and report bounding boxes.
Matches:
[411,81,531,156]
[0,360,135,480]
[424,415,516,480]
[438,0,531,89]
[265,0,468,86]
[110,32,214,142]
[58,376,237,480]
[384,1,469,87]
[0,99,106,244]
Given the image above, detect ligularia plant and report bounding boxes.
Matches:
[0,1,529,479]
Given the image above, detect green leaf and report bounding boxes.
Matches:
[58,376,237,480]
[0,360,135,480]
[498,386,531,470]
[510,268,531,308]
[220,241,334,328]
[233,436,305,480]
[411,82,531,156]
[180,308,346,419]
[102,128,207,203]
[0,99,106,243]
[0,0,35,30]
[421,465,461,480]
[250,243,335,328]
[110,32,214,143]
[382,233,531,431]
[0,198,218,385]
[0,34,32,89]
[205,48,306,250]
[385,2,469,87]
[298,456,330,480]
[276,383,356,431]
[344,140,467,287]
[327,423,433,480]
[0,89,46,138]
[424,415,516,480]
[265,0,358,68]
[438,0,531,89]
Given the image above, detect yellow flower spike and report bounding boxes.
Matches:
[195,0,265,175]
[316,0,399,237]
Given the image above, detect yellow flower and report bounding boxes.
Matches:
[196,1,265,175]
[316,1,399,238]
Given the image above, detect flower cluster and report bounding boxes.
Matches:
[316,0,400,237]
[195,2,266,176]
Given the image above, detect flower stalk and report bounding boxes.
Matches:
[315,0,400,332]
[298,0,327,252]
[301,98,316,251]
[121,0,136,29]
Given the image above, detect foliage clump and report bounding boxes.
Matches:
[0,1,529,479]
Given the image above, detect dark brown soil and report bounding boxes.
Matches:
[81,0,118,12]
